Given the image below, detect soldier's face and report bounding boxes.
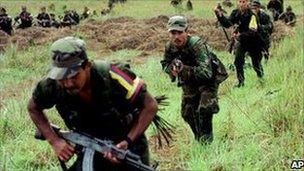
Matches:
[251,5,260,14]
[237,0,249,11]
[169,30,188,48]
[59,63,91,95]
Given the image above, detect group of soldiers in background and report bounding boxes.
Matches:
[267,0,296,25]
[0,5,93,35]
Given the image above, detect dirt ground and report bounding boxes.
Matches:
[0,15,298,54]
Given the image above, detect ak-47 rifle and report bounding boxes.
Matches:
[35,124,157,171]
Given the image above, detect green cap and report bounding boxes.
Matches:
[48,36,87,80]
[167,15,188,32]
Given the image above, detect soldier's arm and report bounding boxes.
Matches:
[126,92,157,144]
[179,40,213,83]
[28,79,75,161]
[215,9,237,28]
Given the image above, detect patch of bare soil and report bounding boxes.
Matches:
[1,15,300,54]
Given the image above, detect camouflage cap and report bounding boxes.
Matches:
[167,15,188,32]
[48,36,87,80]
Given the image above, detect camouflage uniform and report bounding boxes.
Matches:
[267,0,283,21]
[36,11,51,27]
[31,37,150,170]
[279,6,296,26]
[0,7,13,35]
[161,35,219,143]
[14,7,33,29]
[216,6,267,86]
[61,10,80,27]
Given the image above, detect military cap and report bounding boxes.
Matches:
[48,37,87,80]
[167,15,188,32]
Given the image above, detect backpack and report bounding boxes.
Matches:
[189,36,228,85]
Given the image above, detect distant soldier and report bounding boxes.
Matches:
[279,6,296,26]
[14,6,33,29]
[267,0,283,21]
[0,7,13,35]
[186,0,193,11]
[214,0,266,87]
[250,0,273,61]
[61,10,79,27]
[171,0,182,7]
[222,0,233,8]
[36,6,51,27]
[161,16,228,144]
[81,6,90,20]
[50,13,60,28]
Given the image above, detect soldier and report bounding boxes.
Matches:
[0,7,13,35]
[250,0,273,61]
[28,37,157,170]
[186,0,193,11]
[267,0,283,21]
[61,10,79,27]
[14,6,33,29]
[161,16,227,144]
[81,6,90,20]
[279,6,296,26]
[214,0,265,87]
[50,13,60,28]
[171,0,182,7]
[36,6,51,27]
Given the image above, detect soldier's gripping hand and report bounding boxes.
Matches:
[170,59,184,77]
[213,5,222,17]
[50,137,75,161]
[103,140,129,164]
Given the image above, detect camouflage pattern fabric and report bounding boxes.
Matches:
[161,36,219,143]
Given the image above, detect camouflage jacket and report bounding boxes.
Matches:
[32,60,146,142]
[161,36,213,87]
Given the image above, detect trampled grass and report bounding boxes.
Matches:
[0,0,303,170]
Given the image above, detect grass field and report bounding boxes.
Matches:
[0,0,303,170]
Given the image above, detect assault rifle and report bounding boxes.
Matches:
[170,58,184,87]
[35,125,157,171]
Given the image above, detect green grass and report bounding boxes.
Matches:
[0,0,303,170]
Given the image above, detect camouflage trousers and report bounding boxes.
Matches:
[68,134,150,171]
[181,85,219,143]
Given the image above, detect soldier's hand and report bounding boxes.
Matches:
[51,137,75,161]
[171,59,184,77]
[213,6,222,16]
[103,140,128,164]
